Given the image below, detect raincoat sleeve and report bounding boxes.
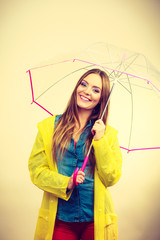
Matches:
[92,125,122,187]
[28,130,71,201]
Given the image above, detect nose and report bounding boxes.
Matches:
[84,86,91,95]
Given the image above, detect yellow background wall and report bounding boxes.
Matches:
[1,0,160,239]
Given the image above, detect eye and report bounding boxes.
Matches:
[80,81,87,87]
[93,88,100,93]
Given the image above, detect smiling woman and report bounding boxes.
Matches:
[28,68,123,240]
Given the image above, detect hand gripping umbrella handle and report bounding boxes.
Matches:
[73,156,89,186]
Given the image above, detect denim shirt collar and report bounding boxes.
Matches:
[55,114,95,130]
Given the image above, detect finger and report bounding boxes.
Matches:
[91,129,95,135]
[78,171,85,176]
[91,126,100,134]
[95,119,103,124]
[77,175,85,182]
[76,176,85,184]
[78,176,85,181]
[94,122,105,130]
[77,172,85,180]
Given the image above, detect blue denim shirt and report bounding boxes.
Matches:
[55,115,94,222]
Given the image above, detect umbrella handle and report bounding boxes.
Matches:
[73,156,89,186]
[81,156,89,172]
[73,167,79,186]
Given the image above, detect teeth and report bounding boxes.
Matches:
[81,96,90,101]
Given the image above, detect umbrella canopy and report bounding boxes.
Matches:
[26,43,160,153]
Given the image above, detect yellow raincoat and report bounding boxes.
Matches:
[29,115,122,240]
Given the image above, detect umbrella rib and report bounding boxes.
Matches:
[101,53,128,120]
[109,74,132,94]
[110,54,140,94]
[110,75,153,91]
[113,54,139,80]
[106,52,138,87]
[108,54,139,151]
[126,74,134,151]
[116,80,131,94]
[106,44,120,80]
[34,64,96,101]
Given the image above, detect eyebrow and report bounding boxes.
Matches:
[82,79,102,90]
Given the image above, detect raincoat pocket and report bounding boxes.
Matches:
[104,223,118,240]
[34,208,50,240]
[104,214,118,240]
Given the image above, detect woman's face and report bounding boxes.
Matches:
[76,73,102,112]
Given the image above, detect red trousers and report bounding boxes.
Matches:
[52,219,94,240]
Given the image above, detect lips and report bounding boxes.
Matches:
[80,95,91,102]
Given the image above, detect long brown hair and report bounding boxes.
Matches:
[52,68,110,174]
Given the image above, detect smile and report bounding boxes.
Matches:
[80,95,91,102]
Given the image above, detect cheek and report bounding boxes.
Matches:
[76,86,82,95]
[76,86,80,94]
[94,94,101,103]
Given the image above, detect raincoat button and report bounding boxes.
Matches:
[99,209,102,212]
[50,200,53,203]
[45,216,48,220]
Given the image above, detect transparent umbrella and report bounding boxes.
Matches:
[26,43,160,155]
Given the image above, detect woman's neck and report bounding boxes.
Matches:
[77,108,92,128]
[72,108,92,142]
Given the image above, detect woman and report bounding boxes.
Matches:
[29,68,123,240]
